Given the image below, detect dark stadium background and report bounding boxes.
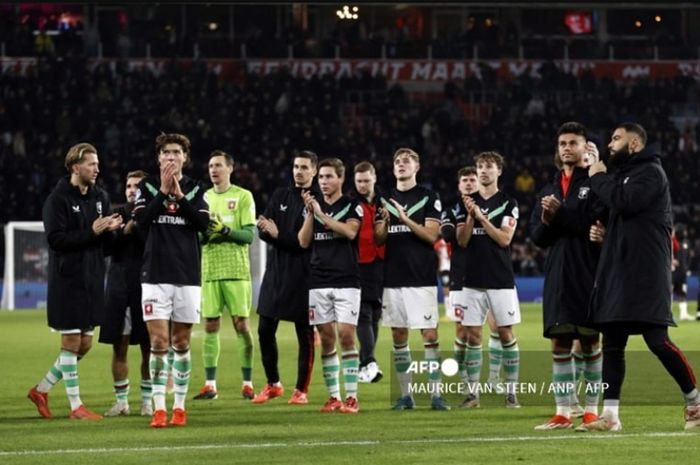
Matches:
[0,2,699,287]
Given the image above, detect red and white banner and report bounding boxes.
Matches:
[245,59,700,81]
[2,57,700,82]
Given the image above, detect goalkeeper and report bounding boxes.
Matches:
[194,150,257,401]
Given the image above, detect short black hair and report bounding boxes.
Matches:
[617,122,648,146]
[457,166,477,180]
[557,121,588,139]
[210,150,234,167]
[296,150,318,168]
[318,158,345,178]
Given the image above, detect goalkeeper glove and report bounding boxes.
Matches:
[208,213,231,236]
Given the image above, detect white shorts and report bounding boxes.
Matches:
[141,283,201,324]
[458,287,521,327]
[382,287,439,329]
[309,288,361,326]
[446,289,465,322]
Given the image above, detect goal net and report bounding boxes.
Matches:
[1,222,47,310]
[2,221,268,311]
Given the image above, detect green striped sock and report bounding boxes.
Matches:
[114,379,129,404]
[424,341,442,398]
[488,334,502,382]
[322,352,341,399]
[502,339,520,393]
[342,350,359,399]
[140,380,152,405]
[552,351,574,416]
[59,350,82,410]
[37,356,63,392]
[167,347,175,375]
[583,348,602,413]
[237,330,254,383]
[393,344,412,397]
[572,351,585,382]
[465,344,482,396]
[172,348,192,410]
[149,351,169,411]
[454,338,467,383]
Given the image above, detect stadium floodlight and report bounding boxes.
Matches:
[1,221,46,310]
[336,5,359,20]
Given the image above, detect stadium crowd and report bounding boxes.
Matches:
[1,56,700,273]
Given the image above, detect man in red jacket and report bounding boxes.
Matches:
[353,161,385,383]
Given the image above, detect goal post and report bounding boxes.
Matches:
[2,221,268,311]
[1,221,47,310]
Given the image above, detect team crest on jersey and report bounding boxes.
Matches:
[96,201,103,215]
[578,187,590,199]
[434,199,442,212]
[166,200,179,213]
[227,199,237,210]
[355,204,364,217]
[511,206,519,219]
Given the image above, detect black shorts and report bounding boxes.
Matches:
[672,273,687,298]
[98,287,149,345]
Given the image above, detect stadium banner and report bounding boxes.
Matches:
[244,59,700,81]
[3,57,700,82]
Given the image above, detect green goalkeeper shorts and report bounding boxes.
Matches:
[201,280,252,318]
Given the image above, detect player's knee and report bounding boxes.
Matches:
[421,328,438,341]
[234,317,249,333]
[321,338,336,354]
[78,342,92,356]
[338,332,355,350]
[149,334,169,352]
[171,343,190,354]
[579,338,600,353]
[643,333,670,357]
[205,317,221,333]
[466,327,482,345]
[457,326,468,342]
[601,342,625,358]
[497,326,513,342]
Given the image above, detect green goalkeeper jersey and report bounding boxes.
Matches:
[201,184,256,281]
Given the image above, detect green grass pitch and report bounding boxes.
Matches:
[1,302,699,464]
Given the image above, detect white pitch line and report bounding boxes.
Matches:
[0,432,693,457]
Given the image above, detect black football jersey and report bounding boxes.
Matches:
[456,191,518,289]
